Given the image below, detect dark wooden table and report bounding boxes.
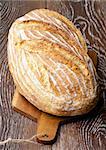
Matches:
[0,0,106,150]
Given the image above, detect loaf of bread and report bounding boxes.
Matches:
[8,9,98,116]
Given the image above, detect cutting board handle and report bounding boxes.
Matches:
[36,113,61,143]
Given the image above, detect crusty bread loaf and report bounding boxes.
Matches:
[8,9,98,116]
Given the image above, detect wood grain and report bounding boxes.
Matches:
[0,0,106,150]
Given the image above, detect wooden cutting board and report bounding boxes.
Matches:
[12,51,97,144]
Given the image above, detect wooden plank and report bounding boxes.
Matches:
[37,113,61,144]
[12,90,41,121]
[0,0,106,150]
[12,90,62,144]
[46,0,106,150]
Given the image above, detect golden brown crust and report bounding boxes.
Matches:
[8,9,98,116]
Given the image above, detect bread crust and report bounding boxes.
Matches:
[8,9,98,116]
